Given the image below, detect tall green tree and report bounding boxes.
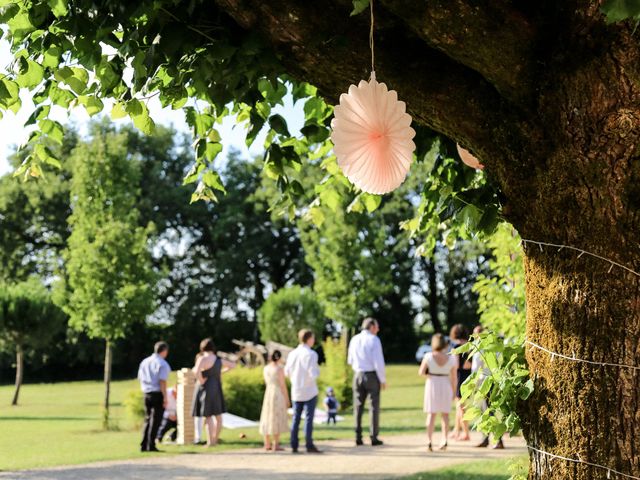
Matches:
[55,131,155,429]
[0,277,66,405]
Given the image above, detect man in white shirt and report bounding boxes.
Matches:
[348,317,386,446]
[284,329,322,453]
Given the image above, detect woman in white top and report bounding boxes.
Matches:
[419,333,458,451]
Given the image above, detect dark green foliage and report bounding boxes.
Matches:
[258,286,325,347]
[222,367,266,420]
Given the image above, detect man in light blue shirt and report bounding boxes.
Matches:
[138,341,171,452]
[348,317,386,446]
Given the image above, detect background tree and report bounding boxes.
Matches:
[54,131,155,429]
[0,277,66,405]
[257,285,325,346]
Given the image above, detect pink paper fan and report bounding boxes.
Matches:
[457,144,484,170]
[331,75,416,195]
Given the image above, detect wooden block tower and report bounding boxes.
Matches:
[177,368,196,445]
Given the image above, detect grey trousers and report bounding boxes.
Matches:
[353,371,380,440]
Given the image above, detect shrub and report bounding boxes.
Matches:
[222,367,266,420]
[319,335,353,410]
[258,285,325,346]
[123,389,145,428]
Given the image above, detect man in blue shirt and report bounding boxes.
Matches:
[348,318,386,447]
[138,341,171,452]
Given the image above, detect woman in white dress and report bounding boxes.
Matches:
[259,350,290,451]
[419,333,458,452]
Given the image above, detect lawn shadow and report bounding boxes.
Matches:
[0,464,426,480]
[0,416,95,421]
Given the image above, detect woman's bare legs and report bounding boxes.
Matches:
[213,414,223,445]
[440,413,449,449]
[205,416,215,447]
[264,434,271,450]
[273,434,282,451]
[426,413,436,449]
[453,402,462,439]
[457,400,470,440]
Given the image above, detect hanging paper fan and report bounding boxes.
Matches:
[331,76,416,195]
[457,144,484,170]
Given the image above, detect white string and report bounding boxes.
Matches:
[521,239,640,278]
[528,446,640,480]
[525,340,640,372]
[369,0,375,78]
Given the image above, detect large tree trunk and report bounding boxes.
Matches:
[512,17,640,475]
[11,344,23,406]
[102,339,113,430]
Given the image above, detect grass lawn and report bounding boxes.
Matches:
[397,457,528,480]
[0,364,519,472]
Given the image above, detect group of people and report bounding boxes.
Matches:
[137,318,501,455]
[419,323,504,451]
[259,317,385,453]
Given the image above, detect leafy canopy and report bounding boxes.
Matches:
[0,0,502,257]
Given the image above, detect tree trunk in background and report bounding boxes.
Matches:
[425,259,442,333]
[102,339,113,430]
[11,344,23,406]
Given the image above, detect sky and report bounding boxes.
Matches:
[0,39,304,175]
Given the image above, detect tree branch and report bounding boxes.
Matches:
[378,0,537,103]
[213,0,539,170]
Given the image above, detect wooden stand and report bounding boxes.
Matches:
[177,368,196,445]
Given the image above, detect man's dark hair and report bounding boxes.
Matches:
[154,341,169,354]
[298,329,315,344]
[361,317,379,331]
[271,350,282,362]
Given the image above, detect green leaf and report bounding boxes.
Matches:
[300,124,330,143]
[362,193,382,213]
[269,114,289,136]
[202,170,226,193]
[601,0,640,22]
[16,58,45,88]
[204,142,222,162]
[42,45,62,69]
[39,119,64,144]
[78,95,104,116]
[47,0,68,18]
[126,100,155,135]
[304,97,329,122]
[25,105,50,126]
[0,78,20,108]
[111,102,127,119]
[351,0,370,16]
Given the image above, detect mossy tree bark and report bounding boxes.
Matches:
[210,1,640,478]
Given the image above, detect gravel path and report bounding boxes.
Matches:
[2,431,526,480]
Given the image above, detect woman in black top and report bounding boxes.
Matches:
[450,324,472,441]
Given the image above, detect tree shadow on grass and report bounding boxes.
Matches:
[0,464,431,480]
[0,416,95,421]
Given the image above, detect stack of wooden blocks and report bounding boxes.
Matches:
[177,368,196,445]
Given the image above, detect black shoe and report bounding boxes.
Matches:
[148,446,162,452]
[140,447,148,452]
[476,438,490,448]
[371,438,384,446]
[355,438,364,446]
[291,448,299,454]
[306,446,323,454]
